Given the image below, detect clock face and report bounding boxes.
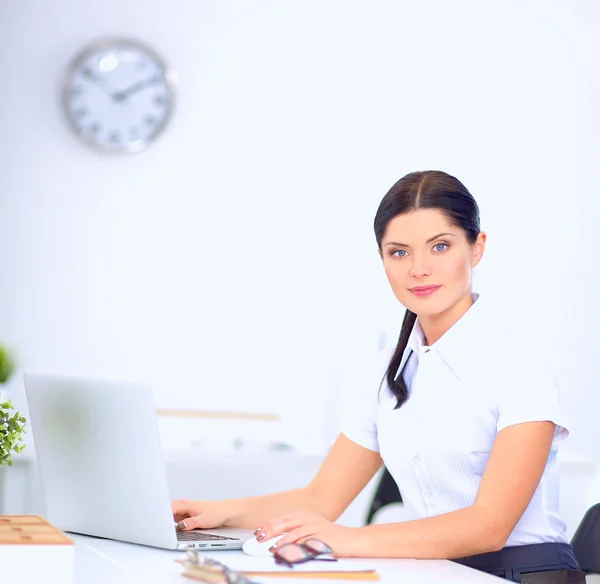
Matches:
[63,39,175,154]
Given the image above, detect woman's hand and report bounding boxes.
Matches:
[256,510,362,558]
[172,499,229,530]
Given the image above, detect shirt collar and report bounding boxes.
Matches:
[433,293,482,380]
[398,293,483,381]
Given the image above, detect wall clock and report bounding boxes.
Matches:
[63,38,176,154]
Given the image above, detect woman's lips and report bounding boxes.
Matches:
[409,285,441,297]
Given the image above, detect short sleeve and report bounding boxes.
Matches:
[496,351,569,445]
[341,394,379,452]
[339,350,392,453]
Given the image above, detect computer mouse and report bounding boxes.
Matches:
[242,533,286,557]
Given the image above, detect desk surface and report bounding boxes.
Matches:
[72,534,501,584]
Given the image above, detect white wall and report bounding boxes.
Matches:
[1,0,599,458]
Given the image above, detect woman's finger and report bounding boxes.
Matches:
[172,499,196,521]
[258,512,309,541]
[270,526,314,550]
[176,513,217,531]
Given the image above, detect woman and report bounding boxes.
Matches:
[173,171,581,581]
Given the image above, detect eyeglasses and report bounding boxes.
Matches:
[273,538,338,568]
[184,549,260,584]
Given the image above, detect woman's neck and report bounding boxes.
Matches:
[419,291,475,346]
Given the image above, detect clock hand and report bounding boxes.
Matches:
[112,76,157,102]
[81,69,117,95]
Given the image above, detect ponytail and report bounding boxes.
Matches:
[383,309,417,409]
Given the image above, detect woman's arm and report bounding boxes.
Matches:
[259,421,557,557]
[352,421,556,558]
[174,433,383,530]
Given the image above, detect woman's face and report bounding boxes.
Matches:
[379,208,486,317]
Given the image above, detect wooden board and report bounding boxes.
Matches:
[179,559,380,581]
[0,516,73,545]
[157,408,280,421]
[183,570,380,581]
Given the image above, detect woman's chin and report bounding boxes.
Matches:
[401,296,449,317]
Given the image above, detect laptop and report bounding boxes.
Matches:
[23,371,254,550]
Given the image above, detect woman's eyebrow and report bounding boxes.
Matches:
[383,232,456,247]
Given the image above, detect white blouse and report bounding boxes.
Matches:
[342,294,569,546]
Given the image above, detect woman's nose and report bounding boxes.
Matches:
[408,257,432,279]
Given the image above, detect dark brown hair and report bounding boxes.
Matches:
[374,170,481,408]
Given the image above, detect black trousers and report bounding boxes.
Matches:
[453,543,585,583]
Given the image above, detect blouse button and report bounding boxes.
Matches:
[413,455,420,463]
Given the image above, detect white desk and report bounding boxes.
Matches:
[72,534,501,584]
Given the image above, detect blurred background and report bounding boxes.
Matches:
[1,0,599,535]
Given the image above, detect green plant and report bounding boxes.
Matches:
[0,345,14,384]
[0,345,26,467]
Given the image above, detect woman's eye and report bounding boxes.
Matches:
[433,243,449,252]
[392,249,408,257]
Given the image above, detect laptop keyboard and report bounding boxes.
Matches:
[177,530,240,542]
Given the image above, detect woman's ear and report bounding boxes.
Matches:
[377,248,382,259]
[471,232,487,267]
